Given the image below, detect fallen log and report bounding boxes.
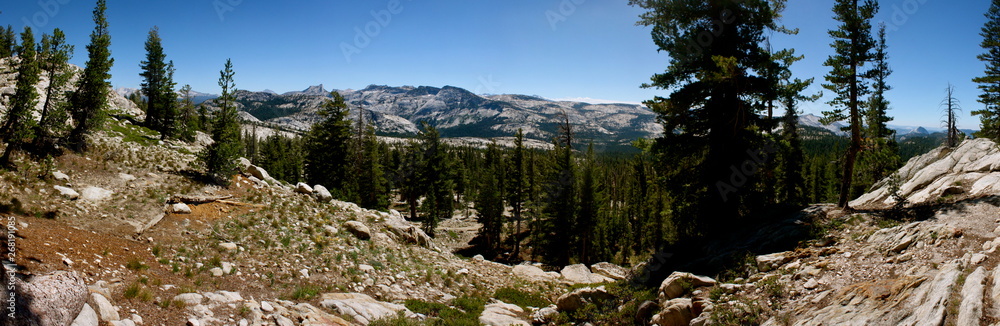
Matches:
[168,194,233,204]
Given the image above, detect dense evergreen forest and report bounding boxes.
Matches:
[4,0,1000,272]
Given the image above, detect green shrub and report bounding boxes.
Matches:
[290,285,320,300]
[494,287,550,309]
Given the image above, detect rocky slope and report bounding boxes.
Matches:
[627,138,1000,325]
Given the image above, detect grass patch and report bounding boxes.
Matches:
[494,287,550,309]
[289,285,321,300]
[109,124,160,147]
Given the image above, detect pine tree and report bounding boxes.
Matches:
[140,27,177,140]
[475,143,504,253]
[629,0,792,240]
[821,0,878,208]
[0,25,16,58]
[202,59,242,185]
[855,23,900,196]
[177,84,199,142]
[942,84,962,147]
[577,143,598,264]
[304,91,351,193]
[348,111,390,210]
[34,28,74,155]
[773,48,818,205]
[419,124,453,237]
[866,24,894,140]
[506,129,528,258]
[0,27,40,167]
[398,140,425,220]
[540,115,576,265]
[68,0,114,152]
[974,0,1000,141]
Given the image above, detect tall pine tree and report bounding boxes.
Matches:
[540,116,576,265]
[506,129,528,258]
[34,29,74,155]
[202,59,242,185]
[68,0,114,152]
[821,0,878,208]
[0,27,40,167]
[475,143,504,253]
[419,124,453,237]
[140,27,177,140]
[629,0,792,240]
[304,92,351,193]
[975,0,1000,141]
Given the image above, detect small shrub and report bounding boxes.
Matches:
[123,283,153,302]
[126,259,150,271]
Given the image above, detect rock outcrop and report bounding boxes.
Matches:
[852,138,1000,208]
[1,270,88,326]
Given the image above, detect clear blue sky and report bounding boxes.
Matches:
[2,0,990,129]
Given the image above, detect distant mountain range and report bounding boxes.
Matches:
[117,84,980,149]
[203,84,664,148]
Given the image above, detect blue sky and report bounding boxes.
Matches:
[1,0,990,129]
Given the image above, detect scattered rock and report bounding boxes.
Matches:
[650,298,694,326]
[209,267,224,277]
[314,185,333,202]
[803,279,820,290]
[53,171,70,181]
[295,183,313,194]
[90,293,119,322]
[173,293,204,306]
[658,272,717,302]
[169,203,192,214]
[319,293,416,325]
[756,252,792,272]
[69,304,98,326]
[561,264,613,284]
[218,242,238,251]
[80,186,113,202]
[221,262,234,274]
[971,253,988,265]
[513,264,555,282]
[260,301,275,313]
[54,185,80,200]
[531,305,559,325]
[479,300,530,326]
[590,262,628,280]
[556,286,613,312]
[382,213,433,247]
[472,254,485,262]
[343,221,372,240]
[299,268,310,279]
[118,173,136,182]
